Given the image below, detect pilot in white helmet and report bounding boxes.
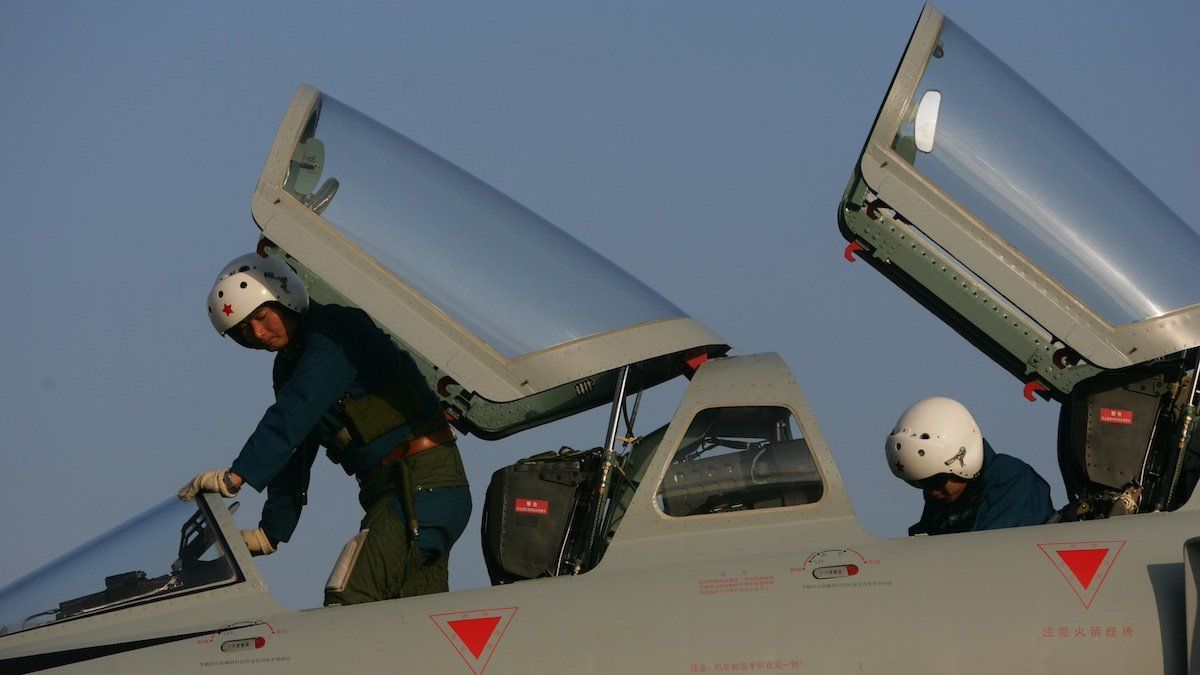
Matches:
[179,251,471,605]
[885,397,1053,535]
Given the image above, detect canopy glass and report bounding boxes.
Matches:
[848,6,1200,375]
[0,497,238,637]
[893,18,1200,327]
[251,86,726,434]
[285,95,688,359]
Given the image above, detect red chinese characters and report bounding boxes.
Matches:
[512,499,549,515]
[1098,408,1133,425]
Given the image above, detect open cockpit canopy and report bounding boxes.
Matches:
[250,86,727,439]
[840,5,1200,396]
[841,5,1200,515]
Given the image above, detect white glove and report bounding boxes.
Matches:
[241,528,276,556]
[178,469,239,500]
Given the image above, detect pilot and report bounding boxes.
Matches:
[179,252,471,605]
[884,396,1053,536]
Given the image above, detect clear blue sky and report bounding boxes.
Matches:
[1,1,1196,609]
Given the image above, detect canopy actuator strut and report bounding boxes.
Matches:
[579,365,631,571]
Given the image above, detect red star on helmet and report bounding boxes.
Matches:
[896,462,905,472]
[222,304,234,316]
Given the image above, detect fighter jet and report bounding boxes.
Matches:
[0,5,1194,673]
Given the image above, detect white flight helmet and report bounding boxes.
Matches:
[885,396,983,483]
[207,252,309,337]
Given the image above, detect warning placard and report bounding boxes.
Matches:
[1098,408,1134,425]
[513,498,549,515]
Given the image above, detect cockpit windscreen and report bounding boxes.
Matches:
[0,497,239,637]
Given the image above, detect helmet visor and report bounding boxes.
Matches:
[906,473,953,491]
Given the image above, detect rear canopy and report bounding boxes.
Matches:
[250,86,727,438]
[841,5,1200,394]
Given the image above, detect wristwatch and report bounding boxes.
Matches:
[222,470,241,495]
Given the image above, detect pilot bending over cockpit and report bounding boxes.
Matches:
[179,252,471,605]
[885,397,1053,536]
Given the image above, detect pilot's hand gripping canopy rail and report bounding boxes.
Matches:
[839,5,1200,518]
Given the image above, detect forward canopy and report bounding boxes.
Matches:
[250,86,727,438]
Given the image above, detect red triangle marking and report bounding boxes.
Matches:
[430,607,518,675]
[1037,540,1125,609]
[447,617,502,659]
[1057,548,1108,589]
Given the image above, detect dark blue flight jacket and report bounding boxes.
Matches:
[229,302,469,551]
[909,440,1053,536]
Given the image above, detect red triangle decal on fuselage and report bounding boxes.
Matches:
[430,607,518,675]
[1037,541,1125,609]
[1056,548,1108,589]
[448,617,502,659]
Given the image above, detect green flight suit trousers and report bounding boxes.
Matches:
[323,462,449,606]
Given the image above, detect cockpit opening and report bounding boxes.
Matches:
[1057,349,1200,519]
[656,406,823,517]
